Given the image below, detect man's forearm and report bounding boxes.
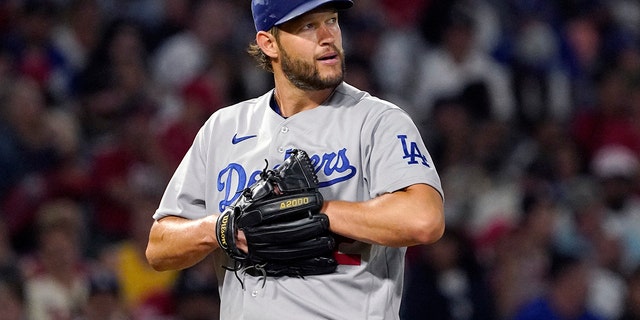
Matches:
[146,215,219,271]
[323,183,445,247]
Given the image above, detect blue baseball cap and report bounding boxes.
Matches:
[252,0,354,32]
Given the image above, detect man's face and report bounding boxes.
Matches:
[275,8,345,90]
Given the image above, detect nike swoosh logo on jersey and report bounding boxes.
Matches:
[232,133,257,144]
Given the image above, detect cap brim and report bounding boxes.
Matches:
[275,0,353,27]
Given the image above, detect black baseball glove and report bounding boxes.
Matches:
[215,149,337,278]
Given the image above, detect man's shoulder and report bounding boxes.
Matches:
[214,91,272,116]
[333,83,399,110]
[333,82,368,102]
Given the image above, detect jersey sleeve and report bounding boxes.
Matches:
[362,106,443,199]
[153,125,211,221]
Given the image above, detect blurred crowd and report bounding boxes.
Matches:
[0,0,639,319]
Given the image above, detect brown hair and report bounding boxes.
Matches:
[247,27,280,73]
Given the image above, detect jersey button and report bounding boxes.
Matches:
[277,147,284,153]
[281,126,289,133]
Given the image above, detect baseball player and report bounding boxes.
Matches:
[146,0,445,319]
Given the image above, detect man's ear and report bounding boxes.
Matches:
[256,31,278,59]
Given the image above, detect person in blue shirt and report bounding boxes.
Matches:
[512,253,604,320]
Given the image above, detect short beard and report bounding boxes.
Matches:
[280,45,345,91]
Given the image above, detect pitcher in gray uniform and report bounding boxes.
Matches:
[146,0,445,319]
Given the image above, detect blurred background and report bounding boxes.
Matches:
[0,0,639,319]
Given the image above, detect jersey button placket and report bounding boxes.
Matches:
[277,125,289,153]
[250,282,265,298]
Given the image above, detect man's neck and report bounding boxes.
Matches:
[273,74,336,117]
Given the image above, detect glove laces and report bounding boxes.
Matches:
[222,261,268,290]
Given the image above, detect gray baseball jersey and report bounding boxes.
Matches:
[154,82,443,320]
